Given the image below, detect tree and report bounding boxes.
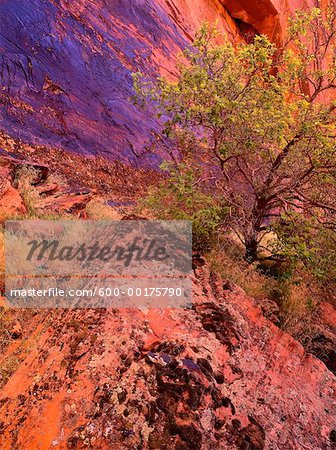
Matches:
[134,6,336,264]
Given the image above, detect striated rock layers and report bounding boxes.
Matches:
[0,0,316,167]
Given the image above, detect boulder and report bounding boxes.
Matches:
[0,181,27,222]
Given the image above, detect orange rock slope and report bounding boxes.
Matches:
[0,1,335,449]
[0,263,335,449]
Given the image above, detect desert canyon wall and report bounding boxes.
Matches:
[0,0,317,167]
[0,1,335,450]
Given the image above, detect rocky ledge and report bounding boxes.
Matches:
[0,261,335,449]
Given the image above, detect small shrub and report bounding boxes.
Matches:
[142,162,227,251]
[16,166,40,216]
[0,356,20,388]
[208,237,278,299]
[208,237,318,335]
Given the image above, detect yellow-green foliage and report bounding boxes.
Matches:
[143,162,227,251]
[134,14,336,287]
[208,237,318,333]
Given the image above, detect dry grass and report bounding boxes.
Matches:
[207,238,278,300]
[16,167,41,216]
[207,237,318,335]
[279,281,316,334]
[85,199,122,220]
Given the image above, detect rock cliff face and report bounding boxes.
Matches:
[0,0,315,167]
[0,0,235,166]
[1,2,335,449]
[0,154,334,448]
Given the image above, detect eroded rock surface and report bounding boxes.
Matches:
[1,2,335,449]
[0,264,334,449]
[0,0,317,167]
[0,0,238,166]
[0,152,91,217]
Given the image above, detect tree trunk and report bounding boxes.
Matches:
[245,235,259,263]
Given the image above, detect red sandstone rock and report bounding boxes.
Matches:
[40,186,91,213]
[0,0,319,166]
[0,154,49,184]
[36,182,59,195]
[0,181,27,222]
[0,1,335,449]
[0,264,334,449]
